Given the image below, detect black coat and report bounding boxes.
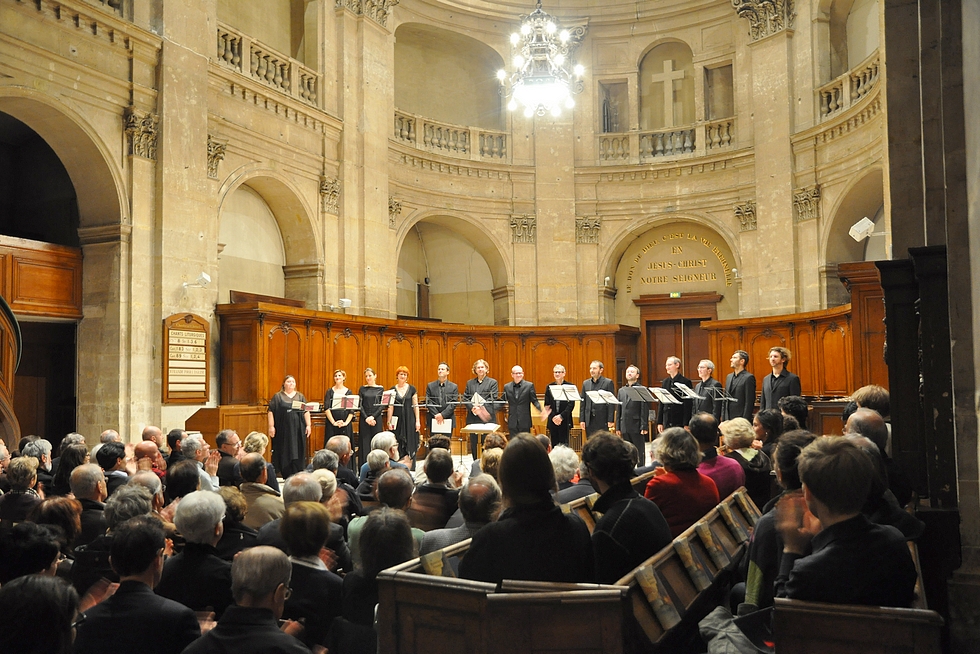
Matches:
[657,374,693,428]
[283,562,344,648]
[503,380,542,433]
[760,369,801,411]
[155,542,234,618]
[543,381,577,445]
[425,380,459,432]
[692,377,723,419]
[581,376,616,435]
[181,606,312,654]
[723,370,757,421]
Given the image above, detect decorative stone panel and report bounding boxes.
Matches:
[388,197,402,229]
[735,201,757,232]
[207,135,227,179]
[793,185,820,223]
[510,214,536,244]
[320,176,341,213]
[124,108,158,160]
[731,0,795,41]
[576,216,601,244]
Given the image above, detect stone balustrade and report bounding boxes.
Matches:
[817,50,879,120]
[393,110,508,161]
[216,23,319,107]
[704,117,735,150]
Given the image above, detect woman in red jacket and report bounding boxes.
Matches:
[644,427,720,537]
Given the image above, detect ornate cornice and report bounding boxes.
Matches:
[734,201,757,232]
[388,196,402,229]
[124,107,158,160]
[731,0,795,42]
[335,0,399,28]
[320,176,341,214]
[576,216,601,244]
[510,214,536,244]
[207,135,227,179]
[793,185,820,223]
[78,223,133,246]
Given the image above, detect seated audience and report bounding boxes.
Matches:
[753,409,785,459]
[22,438,54,490]
[413,435,455,486]
[691,413,745,499]
[325,435,360,488]
[845,407,914,506]
[741,429,817,611]
[134,440,167,482]
[165,459,202,505]
[0,574,79,654]
[460,434,594,584]
[71,484,154,595]
[644,428,720,537]
[156,490,234,617]
[846,434,924,540]
[852,385,891,445]
[216,429,244,487]
[313,440,363,523]
[0,455,42,524]
[408,448,460,531]
[583,433,672,583]
[720,417,773,510]
[555,458,597,504]
[28,496,82,575]
[73,516,200,654]
[95,441,130,497]
[841,400,859,426]
[355,449,390,503]
[479,447,503,481]
[182,546,311,654]
[242,431,280,493]
[181,434,220,492]
[535,433,552,453]
[48,443,88,496]
[280,501,344,648]
[71,463,108,547]
[777,395,809,430]
[549,444,580,491]
[350,469,424,568]
[0,442,10,493]
[240,452,285,530]
[216,486,258,560]
[470,433,507,478]
[0,521,61,583]
[775,437,917,607]
[166,429,186,467]
[420,473,501,555]
[357,431,407,483]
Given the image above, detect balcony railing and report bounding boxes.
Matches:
[597,117,736,163]
[216,23,319,108]
[393,110,509,162]
[817,50,879,120]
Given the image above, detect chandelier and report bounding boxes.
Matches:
[496,1,587,118]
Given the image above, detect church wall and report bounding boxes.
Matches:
[217,185,287,304]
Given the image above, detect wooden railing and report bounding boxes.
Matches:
[393,110,509,162]
[817,50,880,120]
[215,23,319,108]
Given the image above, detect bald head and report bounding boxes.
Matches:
[240,453,267,483]
[70,463,106,501]
[326,436,351,463]
[142,425,164,449]
[845,408,889,455]
[459,474,502,524]
[376,468,414,510]
[100,429,121,444]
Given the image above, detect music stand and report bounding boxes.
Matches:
[548,385,582,402]
[621,385,656,403]
[586,390,622,405]
[671,382,702,401]
[649,387,681,405]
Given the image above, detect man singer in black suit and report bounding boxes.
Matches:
[616,365,650,459]
[503,365,542,434]
[692,359,723,420]
[580,360,616,437]
[723,350,757,421]
[463,359,499,458]
[543,364,576,446]
[426,362,458,435]
[760,346,801,411]
[656,356,693,431]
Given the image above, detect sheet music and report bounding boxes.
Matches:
[649,387,681,404]
[672,382,702,400]
[549,385,582,402]
[431,419,452,434]
[597,389,621,405]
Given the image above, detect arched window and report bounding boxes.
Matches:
[218,185,286,303]
[638,42,695,130]
[828,0,880,78]
[217,0,314,64]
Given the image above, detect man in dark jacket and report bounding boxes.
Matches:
[216,429,244,487]
[70,463,108,547]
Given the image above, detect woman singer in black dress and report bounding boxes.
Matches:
[324,369,355,439]
[267,375,311,477]
[386,366,420,465]
[357,368,385,468]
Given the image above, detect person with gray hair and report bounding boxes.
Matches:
[156,490,233,617]
[71,463,108,547]
[420,473,501,555]
[0,443,11,493]
[657,356,693,432]
[129,470,165,514]
[643,427,720,537]
[692,359,723,420]
[309,448,338,472]
[22,438,54,488]
[325,434,359,487]
[181,433,221,491]
[357,430,407,482]
[845,407,914,506]
[356,448,391,503]
[548,444,580,491]
[100,429,121,444]
[182,546,309,654]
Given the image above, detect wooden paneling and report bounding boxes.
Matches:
[838,261,888,390]
[0,236,82,320]
[701,306,853,397]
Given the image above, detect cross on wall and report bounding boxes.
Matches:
[650,60,685,128]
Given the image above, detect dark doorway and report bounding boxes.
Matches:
[14,322,76,450]
[645,318,711,382]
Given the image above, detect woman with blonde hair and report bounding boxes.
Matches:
[386,366,420,465]
[325,369,355,439]
[242,431,279,493]
[721,417,773,510]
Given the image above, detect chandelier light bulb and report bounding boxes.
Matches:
[554,54,565,66]
[565,98,575,109]
[573,64,585,77]
[513,55,525,68]
[508,99,518,111]
[524,106,534,118]
[545,21,556,34]
[560,30,570,43]
[510,32,520,45]
[521,23,532,36]
[550,105,561,117]
[496,69,507,81]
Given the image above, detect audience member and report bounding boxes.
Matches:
[549,444,580,491]
[163,459,202,522]
[535,433,552,453]
[325,435,359,487]
[216,429,244,487]
[420,474,501,555]
[48,443,88,496]
[310,469,344,524]
[355,449,390,503]
[777,395,809,431]
[240,452,285,530]
[357,431,407,483]
[22,438,55,489]
[480,447,503,481]
[0,521,61,583]
[95,441,130,497]
[0,442,10,493]
[460,434,594,584]
[845,434,924,540]
[408,448,460,531]
[0,455,42,523]
[71,463,108,547]
[470,432,507,477]
[134,440,167,481]
[720,417,773,510]
[216,486,259,560]
[242,431,280,493]
[156,490,234,617]
[73,516,200,654]
[0,574,78,654]
[280,501,344,648]
[28,496,82,569]
[691,413,745,499]
[774,437,917,607]
[753,408,785,459]
[182,546,311,654]
[583,433,672,583]
[182,434,221,492]
[349,468,424,568]
[845,407,913,506]
[852,384,890,420]
[142,425,166,452]
[841,400,859,427]
[166,428,187,467]
[309,444,363,523]
[100,429,121,444]
[644,427,720,537]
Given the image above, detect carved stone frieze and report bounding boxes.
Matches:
[320,176,341,213]
[793,185,820,222]
[207,135,228,179]
[124,108,158,160]
[576,216,601,244]
[510,214,536,244]
[335,0,399,28]
[731,0,795,41]
[388,196,402,229]
[734,201,757,232]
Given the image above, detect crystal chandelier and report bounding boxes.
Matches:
[496,1,587,118]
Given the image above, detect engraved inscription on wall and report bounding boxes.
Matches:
[623,228,734,295]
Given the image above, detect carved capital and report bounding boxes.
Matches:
[575,216,601,244]
[207,135,228,179]
[335,0,399,28]
[388,196,402,229]
[320,176,341,213]
[734,201,757,232]
[731,0,794,41]
[793,185,820,223]
[510,214,536,244]
[124,107,158,160]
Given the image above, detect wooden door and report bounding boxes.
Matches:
[645,318,711,382]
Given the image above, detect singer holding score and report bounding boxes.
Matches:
[267,374,311,477]
[463,359,499,458]
[325,369,355,438]
[426,362,458,436]
[387,366,421,464]
[543,364,576,446]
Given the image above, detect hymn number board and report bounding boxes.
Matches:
[163,313,210,404]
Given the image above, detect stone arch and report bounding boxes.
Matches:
[638,39,696,130]
[816,0,880,82]
[822,167,884,305]
[396,210,512,325]
[217,166,322,306]
[600,213,742,325]
[0,89,125,228]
